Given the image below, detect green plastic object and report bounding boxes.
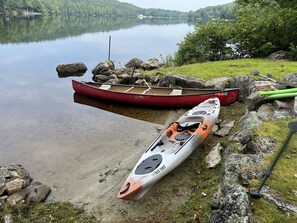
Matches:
[259,88,297,96]
[265,92,297,100]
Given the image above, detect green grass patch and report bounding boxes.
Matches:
[147,58,297,80]
[0,202,96,223]
[253,118,297,222]
[251,199,297,223]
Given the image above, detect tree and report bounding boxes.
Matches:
[174,21,233,65]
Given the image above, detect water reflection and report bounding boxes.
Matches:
[0,16,190,44]
[73,92,171,125]
[0,16,193,206]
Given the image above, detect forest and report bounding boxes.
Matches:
[0,0,186,18]
[188,3,236,22]
[173,0,297,65]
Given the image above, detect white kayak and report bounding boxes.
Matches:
[117,97,220,200]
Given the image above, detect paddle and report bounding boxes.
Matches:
[250,122,297,199]
[250,70,292,89]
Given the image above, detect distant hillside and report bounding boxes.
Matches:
[188,3,236,22]
[0,0,187,18]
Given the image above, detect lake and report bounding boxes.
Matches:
[0,16,193,214]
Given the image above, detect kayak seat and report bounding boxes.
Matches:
[135,154,162,175]
[174,132,191,141]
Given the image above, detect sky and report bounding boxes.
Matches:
[119,0,235,12]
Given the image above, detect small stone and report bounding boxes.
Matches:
[201,192,207,197]
[98,177,106,183]
[205,143,222,168]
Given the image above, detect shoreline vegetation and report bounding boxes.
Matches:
[2,58,297,222]
[1,0,297,222]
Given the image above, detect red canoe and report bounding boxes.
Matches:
[72,80,239,107]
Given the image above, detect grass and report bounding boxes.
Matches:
[147,58,297,80]
[252,118,297,223]
[0,202,96,223]
[2,58,297,222]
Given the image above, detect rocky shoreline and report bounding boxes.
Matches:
[0,164,51,221]
[2,58,297,222]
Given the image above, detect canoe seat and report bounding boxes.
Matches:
[100,84,111,90]
[124,87,134,92]
[170,89,182,95]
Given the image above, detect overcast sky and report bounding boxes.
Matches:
[119,0,234,12]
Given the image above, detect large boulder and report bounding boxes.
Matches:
[56,62,87,78]
[125,58,143,69]
[205,77,232,89]
[268,50,291,61]
[229,75,255,102]
[92,60,115,76]
[281,73,297,87]
[141,58,163,70]
[159,74,205,88]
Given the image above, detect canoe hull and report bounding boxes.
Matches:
[117,98,220,200]
[72,80,238,107]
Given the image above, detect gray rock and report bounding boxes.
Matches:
[268,50,291,61]
[254,137,277,154]
[92,60,115,75]
[257,103,274,120]
[125,58,143,69]
[261,186,297,214]
[215,127,233,137]
[210,185,253,223]
[0,176,5,195]
[92,74,111,83]
[2,163,32,187]
[56,62,87,78]
[230,111,262,142]
[281,73,297,87]
[210,153,261,223]
[26,182,51,204]
[159,74,205,88]
[141,58,163,70]
[254,80,278,91]
[7,185,32,205]
[271,109,292,120]
[274,100,292,110]
[294,97,297,115]
[205,143,223,169]
[215,120,235,137]
[205,77,232,89]
[229,75,255,102]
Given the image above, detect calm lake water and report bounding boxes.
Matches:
[0,16,193,202]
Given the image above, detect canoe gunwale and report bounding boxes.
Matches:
[79,80,239,97]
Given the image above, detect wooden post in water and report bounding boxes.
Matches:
[108,35,111,61]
